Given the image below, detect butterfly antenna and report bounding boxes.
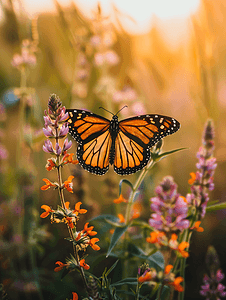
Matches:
[99,107,114,116]
[116,105,128,116]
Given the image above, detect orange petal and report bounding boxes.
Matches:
[171,233,178,241]
[65,202,70,209]
[75,202,82,210]
[138,272,152,283]
[178,241,189,251]
[79,259,90,270]
[165,265,173,274]
[40,211,50,218]
[41,185,50,190]
[67,175,74,182]
[118,213,125,223]
[188,172,196,185]
[41,205,51,211]
[71,292,78,300]
[113,194,127,204]
[42,178,53,185]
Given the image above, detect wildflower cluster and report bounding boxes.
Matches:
[200,246,226,299]
[149,176,189,232]
[40,95,100,298]
[137,263,184,292]
[146,231,189,258]
[42,94,78,173]
[141,120,217,298]
[11,39,37,69]
[187,120,217,218]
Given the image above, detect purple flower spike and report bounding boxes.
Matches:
[43,140,54,153]
[63,138,72,152]
[187,120,216,219]
[55,143,62,155]
[200,247,226,299]
[58,123,69,137]
[43,126,54,137]
[44,115,53,127]
[149,176,189,232]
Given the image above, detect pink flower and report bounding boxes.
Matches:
[131,102,145,115]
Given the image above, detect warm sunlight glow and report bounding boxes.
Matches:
[22,0,200,34]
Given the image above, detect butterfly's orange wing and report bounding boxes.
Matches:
[113,114,180,175]
[67,109,111,175]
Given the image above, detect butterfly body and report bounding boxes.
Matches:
[66,109,180,176]
[109,115,119,164]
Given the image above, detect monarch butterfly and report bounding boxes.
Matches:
[66,108,180,175]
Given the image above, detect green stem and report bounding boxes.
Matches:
[135,283,141,300]
[178,257,186,300]
[123,158,156,281]
[156,283,165,300]
[125,159,155,225]
[55,128,89,293]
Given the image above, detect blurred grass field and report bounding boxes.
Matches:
[0,0,226,299]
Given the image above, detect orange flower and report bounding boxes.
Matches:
[118,213,125,223]
[109,229,115,234]
[63,176,74,193]
[79,259,90,270]
[41,178,55,190]
[89,238,100,251]
[83,222,94,232]
[170,277,184,292]
[191,221,204,232]
[54,261,68,272]
[131,202,142,219]
[63,153,78,165]
[66,217,74,228]
[171,233,178,240]
[169,234,178,250]
[180,196,187,203]
[45,159,56,171]
[40,205,54,218]
[73,202,87,215]
[188,172,196,185]
[164,264,173,274]
[75,232,82,241]
[71,292,78,300]
[146,231,165,244]
[65,201,70,209]
[178,241,189,258]
[138,271,152,283]
[113,194,128,204]
[82,222,97,236]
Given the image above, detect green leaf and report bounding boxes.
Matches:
[155,285,170,300]
[105,260,119,277]
[151,147,187,162]
[149,252,165,270]
[130,220,152,229]
[206,202,226,212]
[111,278,138,286]
[207,200,219,206]
[119,179,134,195]
[128,244,164,270]
[104,219,125,228]
[106,225,128,257]
[90,214,119,223]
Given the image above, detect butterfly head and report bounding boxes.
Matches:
[110,114,119,132]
